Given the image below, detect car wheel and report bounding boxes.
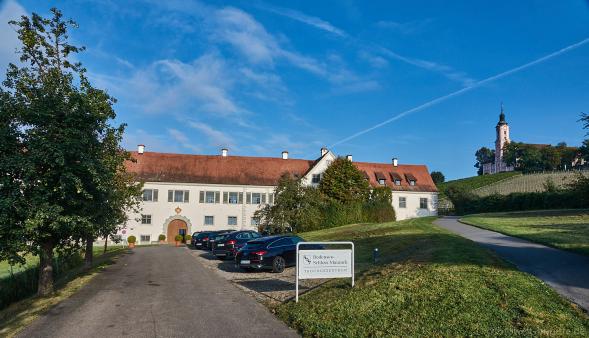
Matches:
[272,256,286,273]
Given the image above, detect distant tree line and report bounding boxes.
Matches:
[255,157,396,234]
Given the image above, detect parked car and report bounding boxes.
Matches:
[206,230,234,250]
[235,235,322,273]
[192,232,215,249]
[212,230,262,260]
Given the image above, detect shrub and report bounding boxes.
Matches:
[174,234,183,242]
[127,235,136,244]
[184,234,191,242]
[158,234,166,241]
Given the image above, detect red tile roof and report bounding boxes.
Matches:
[126,152,437,192]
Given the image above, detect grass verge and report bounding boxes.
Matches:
[461,209,589,256]
[0,248,127,337]
[276,217,589,337]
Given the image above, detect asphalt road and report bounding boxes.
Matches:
[18,246,299,338]
[435,216,589,311]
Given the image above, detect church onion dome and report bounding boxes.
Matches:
[497,104,508,126]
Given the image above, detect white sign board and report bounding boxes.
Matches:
[298,250,352,279]
[295,241,354,302]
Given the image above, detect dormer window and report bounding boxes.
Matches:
[390,173,402,186]
[375,172,386,186]
[405,173,417,186]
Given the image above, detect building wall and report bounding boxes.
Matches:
[121,182,274,244]
[392,191,438,221]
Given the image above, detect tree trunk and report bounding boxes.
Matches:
[84,237,93,269]
[38,240,54,296]
[103,237,108,254]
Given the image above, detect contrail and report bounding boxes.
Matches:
[329,37,589,149]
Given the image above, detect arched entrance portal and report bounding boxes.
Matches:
[167,219,188,244]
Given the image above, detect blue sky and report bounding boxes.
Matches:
[1,0,588,179]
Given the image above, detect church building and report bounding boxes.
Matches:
[482,105,514,175]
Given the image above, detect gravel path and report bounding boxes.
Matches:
[187,248,327,306]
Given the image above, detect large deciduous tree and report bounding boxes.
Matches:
[430,171,445,184]
[0,9,141,295]
[474,147,494,175]
[319,157,370,203]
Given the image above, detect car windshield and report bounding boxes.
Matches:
[195,233,208,239]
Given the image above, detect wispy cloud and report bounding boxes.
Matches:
[167,128,202,152]
[259,4,474,86]
[0,0,27,73]
[375,19,433,35]
[329,37,589,148]
[258,5,346,37]
[188,121,235,149]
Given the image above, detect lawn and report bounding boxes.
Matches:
[461,209,589,256]
[276,217,589,337]
[0,245,125,278]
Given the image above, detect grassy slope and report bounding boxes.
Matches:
[461,210,589,256]
[0,246,125,278]
[277,218,589,337]
[437,171,521,197]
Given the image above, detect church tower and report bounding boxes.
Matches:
[494,103,510,172]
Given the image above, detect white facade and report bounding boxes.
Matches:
[120,149,438,244]
[122,182,274,244]
[392,191,438,221]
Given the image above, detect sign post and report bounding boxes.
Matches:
[295,241,354,302]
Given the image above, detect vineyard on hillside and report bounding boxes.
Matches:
[437,171,521,198]
[473,170,589,197]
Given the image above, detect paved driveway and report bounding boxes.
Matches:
[18,246,299,338]
[435,217,589,311]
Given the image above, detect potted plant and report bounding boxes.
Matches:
[174,234,183,247]
[158,234,166,244]
[127,235,136,249]
[184,234,192,246]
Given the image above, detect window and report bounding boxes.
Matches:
[312,174,321,184]
[398,197,406,209]
[237,232,251,240]
[140,235,150,243]
[168,190,189,203]
[141,214,152,224]
[200,191,220,203]
[419,198,428,209]
[228,192,239,204]
[251,217,260,226]
[142,189,158,202]
[269,238,291,248]
[409,180,416,186]
[268,193,274,205]
[378,179,386,185]
[228,216,237,226]
[394,179,401,186]
[204,216,214,226]
[252,193,261,204]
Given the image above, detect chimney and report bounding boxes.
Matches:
[137,144,145,154]
[392,158,398,167]
[221,148,228,157]
[321,147,328,156]
[282,151,289,160]
[346,154,353,162]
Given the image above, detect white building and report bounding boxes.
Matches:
[121,146,438,244]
